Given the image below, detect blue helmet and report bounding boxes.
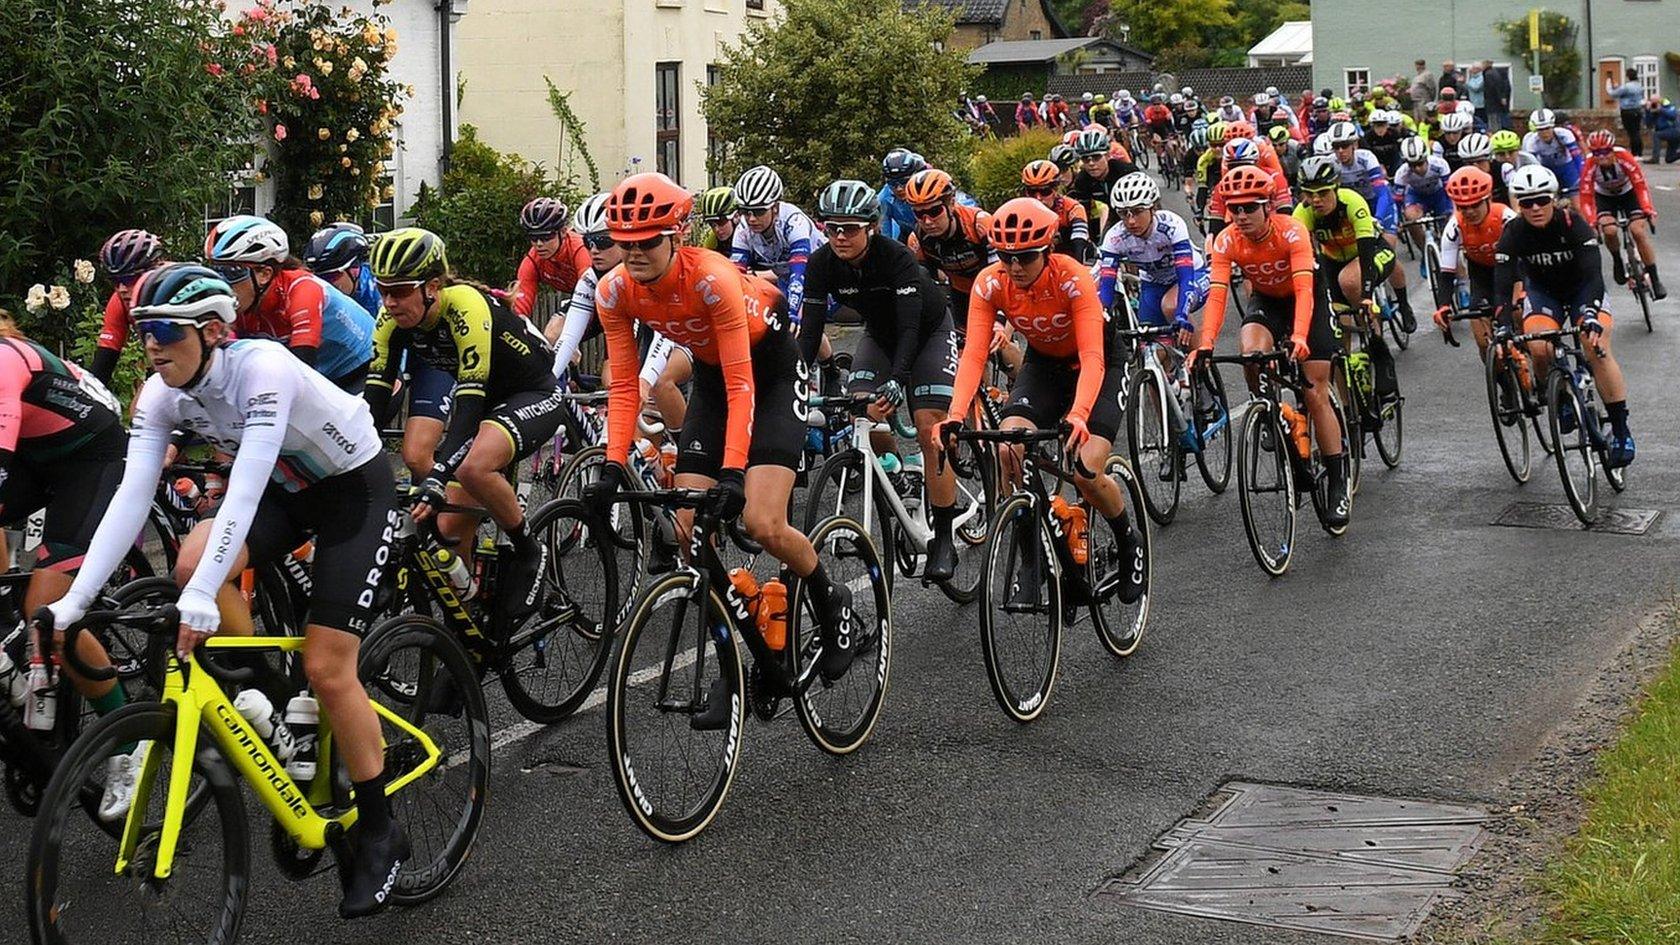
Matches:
[882,148,927,184]
[302,222,370,275]
[131,263,237,324]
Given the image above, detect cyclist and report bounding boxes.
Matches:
[1067,127,1138,234]
[878,148,928,242]
[1214,95,1245,125]
[303,222,380,317]
[204,215,375,392]
[90,228,168,385]
[1098,173,1208,340]
[799,180,962,580]
[1363,110,1410,177]
[694,186,740,252]
[1324,122,1413,329]
[1305,96,1334,137]
[1204,138,1293,235]
[363,228,561,619]
[1190,166,1350,527]
[1431,167,1517,363]
[1578,128,1665,299]
[729,165,824,319]
[511,197,589,320]
[1434,112,1473,171]
[1521,109,1584,205]
[903,168,997,338]
[1193,121,1230,218]
[1143,95,1175,158]
[1271,125,1305,192]
[1490,129,1539,206]
[1049,143,1080,189]
[1395,136,1454,264]
[587,173,858,692]
[43,263,409,917]
[1456,132,1494,179]
[1088,93,1116,131]
[1495,166,1634,468]
[1022,159,1093,263]
[940,198,1146,612]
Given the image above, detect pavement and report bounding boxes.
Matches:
[4,165,1680,945]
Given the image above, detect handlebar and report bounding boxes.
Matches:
[32,605,180,683]
[806,392,918,439]
[609,488,761,555]
[944,422,1097,480]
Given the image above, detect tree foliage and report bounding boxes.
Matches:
[703,0,976,207]
[967,130,1063,210]
[1099,0,1234,52]
[1497,12,1581,109]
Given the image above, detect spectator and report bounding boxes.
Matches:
[1466,64,1487,128]
[1607,72,1646,157]
[1646,95,1679,164]
[1481,59,1512,131]
[1438,59,1463,98]
[1015,93,1042,132]
[1409,59,1436,122]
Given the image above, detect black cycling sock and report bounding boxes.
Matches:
[354,771,392,835]
[1393,283,1412,311]
[1105,511,1133,547]
[505,518,536,554]
[1649,264,1660,279]
[1607,400,1630,438]
[930,502,956,538]
[804,562,835,601]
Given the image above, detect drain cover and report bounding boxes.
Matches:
[1099,782,1487,941]
[1492,502,1660,535]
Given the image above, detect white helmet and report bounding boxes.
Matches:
[572,192,610,236]
[1117,90,1134,103]
[1370,109,1393,125]
[1529,107,1556,130]
[204,215,289,265]
[1456,101,1475,117]
[1110,172,1160,210]
[732,165,784,210]
[1327,121,1360,145]
[1312,133,1336,155]
[1169,93,1184,106]
[1265,85,1279,97]
[1254,92,1271,107]
[1457,132,1491,161]
[1182,86,1194,97]
[1440,111,1472,134]
[1508,164,1560,199]
[1400,136,1431,163]
[1082,91,1093,102]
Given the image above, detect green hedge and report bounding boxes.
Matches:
[966,129,1063,210]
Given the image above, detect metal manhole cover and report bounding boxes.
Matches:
[1098,782,1488,941]
[1492,502,1661,535]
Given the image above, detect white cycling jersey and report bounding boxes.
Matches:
[552,265,681,385]
[1395,155,1452,196]
[50,338,383,633]
[1522,127,1578,167]
[727,202,826,280]
[1097,210,1205,285]
[1334,148,1386,194]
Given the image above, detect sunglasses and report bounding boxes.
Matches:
[1079,154,1106,163]
[136,319,193,346]
[912,205,947,219]
[1227,202,1266,215]
[528,232,560,243]
[1119,205,1154,218]
[823,221,872,236]
[997,248,1046,266]
[1023,186,1056,198]
[376,280,424,299]
[582,233,615,250]
[703,216,733,228]
[1302,186,1337,196]
[114,272,144,288]
[1517,196,1555,209]
[211,264,254,284]
[613,235,668,253]
[1591,148,1614,157]
[742,206,775,219]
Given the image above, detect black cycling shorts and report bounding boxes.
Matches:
[404,358,454,423]
[333,362,369,396]
[1592,189,1646,220]
[1001,345,1125,443]
[677,327,807,477]
[1243,289,1339,361]
[1464,262,1496,310]
[484,386,566,463]
[1325,251,1395,290]
[0,426,126,573]
[244,457,397,637]
[845,313,959,414]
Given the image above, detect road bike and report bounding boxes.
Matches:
[1443,308,1550,485]
[1328,298,1405,484]
[1609,210,1655,332]
[1512,324,1628,524]
[1116,313,1234,526]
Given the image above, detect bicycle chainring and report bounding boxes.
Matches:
[746,663,781,722]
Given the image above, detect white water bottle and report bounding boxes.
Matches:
[0,649,27,707]
[233,690,297,762]
[284,694,319,782]
[435,548,477,600]
[22,649,55,732]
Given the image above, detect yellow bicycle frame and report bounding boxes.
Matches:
[115,635,442,880]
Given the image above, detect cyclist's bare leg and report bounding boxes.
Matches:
[1403,204,1427,251]
[29,569,115,698]
[1584,328,1627,402]
[434,483,480,569]
[401,416,444,483]
[1631,217,1657,266]
[1385,232,1407,292]
[301,623,382,781]
[996,415,1036,492]
[1301,359,1343,454]
[914,407,956,507]
[175,521,255,637]
[1599,215,1623,263]
[442,422,522,569]
[742,465,818,576]
[1238,322,1276,393]
[1072,433,1123,519]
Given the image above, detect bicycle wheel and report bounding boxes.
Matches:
[1235,402,1296,577]
[943,434,997,604]
[1485,346,1531,484]
[1088,456,1150,658]
[499,498,619,723]
[1310,391,1354,537]
[802,448,895,591]
[101,576,182,693]
[1423,242,1445,319]
[1546,370,1599,524]
[28,703,249,945]
[1192,364,1234,494]
[520,438,566,518]
[1125,367,1181,525]
[1331,364,1364,498]
[1372,392,1404,469]
[556,444,646,606]
[1627,241,1653,332]
[604,570,745,843]
[977,493,1062,723]
[791,515,891,754]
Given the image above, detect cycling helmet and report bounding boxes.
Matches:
[816,179,880,221]
[369,227,449,281]
[1219,95,1235,108]
[696,186,739,222]
[1331,110,1354,123]
[1184,97,1201,112]
[1328,96,1347,111]
[882,148,926,183]
[1117,90,1134,103]
[1439,112,1471,134]
[1170,93,1184,106]
[99,229,164,278]
[1529,108,1556,130]
[903,168,956,208]
[1328,121,1359,145]
[1021,93,1034,102]
[608,172,695,239]
[1227,120,1256,140]
[1371,110,1392,125]
[1109,172,1160,210]
[1188,128,1209,150]
[1151,93,1166,105]
[1298,155,1341,190]
[988,198,1058,251]
[303,222,370,274]
[1455,101,1475,117]
[1048,144,1079,170]
[1440,87,1457,100]
[1507,164,1560,199]
[1020,160,1061,188]
[131,263,237,324]
[1272,106,1292,121]
[519,197,570,236]
[1217,165,1275,203]
[1223,138,1260,166]
[1458,132,1492,161]
[1312,133,1336,155]
[1254,92,1271,107]
[732,165,783,210]
[1094,93,1107,104]
[572,193,611,236]
[1490,129,1522,153]
[1585,128,1615,151]
[204,215,288,265]
[1073,128,1110,157]
[1400,136,1431,164]
[1445,167,1494,206]
[1207,121,1229,145]
[1081,92,1093,103]
[1268,124,1291,144]
[1183,87,1195,97]
[1312,96,1329,110]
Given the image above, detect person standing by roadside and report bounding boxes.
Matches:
[1438,60,1464,99]
[1482,60,1512,131]
[1607,72,1647,158]
[1646,96,1680,164]
[1410,60,1436,124]
[1466,64,1487,130]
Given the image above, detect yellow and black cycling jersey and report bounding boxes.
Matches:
[1292,188,1391,265]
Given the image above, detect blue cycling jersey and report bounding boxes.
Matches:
[316,280,376,380]
[350,265,381,318]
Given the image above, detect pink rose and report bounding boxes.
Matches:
[247,5,270,21]
[263,44,277,65]
[274,123,288,141]
[206,62,225,77]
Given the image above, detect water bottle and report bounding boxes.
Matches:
[22,646,55,732]
[233,689,297,762]
[0,648,27,708]
[283,695,319,782]
[435,548,477,600]
[879,452,903,475]
[759,579,789,651]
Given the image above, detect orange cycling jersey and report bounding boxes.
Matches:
[595,246,782,469]
[1200,216,1317,344]
[1454,202,1515,268]
[950,253,1108,424]
[511,234,591,318]
[1206,164,1292,218]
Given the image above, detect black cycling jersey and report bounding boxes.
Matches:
[798,234,947,385]
[1363,130,1408,176]
[1068,157,1139,211]
[1493,209,1605,312]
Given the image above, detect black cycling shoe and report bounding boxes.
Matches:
[923,525,958,583]
[1653,275,1669,300]
[690,677,733,731]
[1612,257,1628,287]
[815,584,857,683]
[1116,523,1146,604]
[1324,463,1351,529]
[1398,305,1417,334]
[648,530,678,575]
[339,823,411,919]
[501,541,548,623]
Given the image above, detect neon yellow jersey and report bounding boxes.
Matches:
[1292,188,1379,264]
[1196,149,1220,187]
[368,283,552,401]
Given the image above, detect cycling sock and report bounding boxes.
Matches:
[354,770,392,835]
[1393,283,1412,312]
[930,502,956,538]
[1607,400,1630,438]
[505,518,536,554]
[1105,511,1134,550]
[89,685,126,716]
[804,562,836,601]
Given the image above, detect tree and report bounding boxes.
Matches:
[0,0,266,298]
[703,0,975,206]
[1497,12,1581,109]
[1099,0,1234,55]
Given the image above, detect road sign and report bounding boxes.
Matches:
[1528,74,1545,93]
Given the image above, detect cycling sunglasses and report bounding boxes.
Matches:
[613,235,668,253]
[376,279,424,300]
[1226,202,1266,215]
[823,221,872,236]
[1517,195,1555,209]
[1591,148,1615,157]
[527,231,561,243]
[135,319,195,346]
[1023,186,1057,198]
[1079,153,1107,163]
[582,233,615,250]
[912,204,948,219]
[210,263,254,284]
[741,206,776,219]
[997,248,1046,266]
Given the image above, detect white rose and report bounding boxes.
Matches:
[24,284,47,313]
[73,259,96,284]
[46,285,71,311]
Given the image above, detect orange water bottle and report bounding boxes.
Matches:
[1049,496,1089,565]
[1279,403,1311,460]
[759,579,789,651]
[727,567,762,626]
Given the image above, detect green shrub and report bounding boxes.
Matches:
[966,129,1063,210]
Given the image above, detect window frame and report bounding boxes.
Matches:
[1632,55,1660,102]
[1343,68,1370,99]
[656,61,682,183]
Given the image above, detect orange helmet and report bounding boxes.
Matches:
[606,172,693,240]
[989,198,1059,251]
[1445,166,1494,206]
[903,168,955,208]
[1227,120,1256,140]
[1585,128,1615,151]
[1217,165,1274,204]
[1021,160,1060,188]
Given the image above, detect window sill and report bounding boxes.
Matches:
[656,0,682,8]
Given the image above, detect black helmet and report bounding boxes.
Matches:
[519,197,570,237]
[302,222,370,275]
[815,180,880,221]
[882,148,927,183]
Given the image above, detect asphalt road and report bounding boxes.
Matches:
[5,166,1679,945]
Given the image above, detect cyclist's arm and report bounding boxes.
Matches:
[91,292,129,384]
[1435,221,1464,308]
[361,311,402,428]
[1066,268,1107,424]
[796,251,831,364]
[1577,181,1598,221]
[432,292,494,479]
[728,228,753,272]
[279,275,325,367]
[0,346,27,503]
[638,332,676,387]
[551,276,600,378]
[1095,237,1123,310]
[784,217,815,316]
[1492,233,1519,317]
[1195,239,1235,348]
[1171,237,1198,322]
[1286,232,1317,341]
[885,249,928,387]
[1346,196,1382,299]
[1065,203,1092,263]
[512,253,540,318]
[1569,214,1607,309]
[947,272,1003,421]
[597,279,642,466]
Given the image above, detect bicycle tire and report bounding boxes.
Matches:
[604,571,745,843]
[802,448,896,591]
[1236,402,1296,577]
[978,493,1061,723]
[940,434,997,604]
[791,515,892,754]
[1332,365,1364,498]
[1373,395,1404,469]
[1423,241,1445,319]
[1485,346,1532,485]
[1125,367,1180,525]
[1088,455,1149,658]
[498,498,620,723]
[28,702,249,945]
[1546,369,1599,524]
[1192,364,1234,493]
[554,443,647,608]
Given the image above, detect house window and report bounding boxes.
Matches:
[1633,56,1660,101]
[203,182,257,232]
[746,0,764,9]
[1343,68,1369,98]
[707,65,724,187]
[656,62,681,182]
[1030,29,1042,40]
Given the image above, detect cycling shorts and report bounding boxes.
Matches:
[243,456,396,637]
[1462,263,1496,310]
[1243,289,1339,361]
[1522,284,1611,333]
[483,387,567,463]
[1001,345,1124,442]
[404,358,454,423]
[1138,272,1210,326]
[0,425,126,573]
[334,362,369,396]
[677,327,807,477]
[1406,187,1453,219]
[846,314,959,414]
[1592,189,1646,220]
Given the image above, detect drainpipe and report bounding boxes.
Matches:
[438,0,455,176]
[1582,0,1593,110]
